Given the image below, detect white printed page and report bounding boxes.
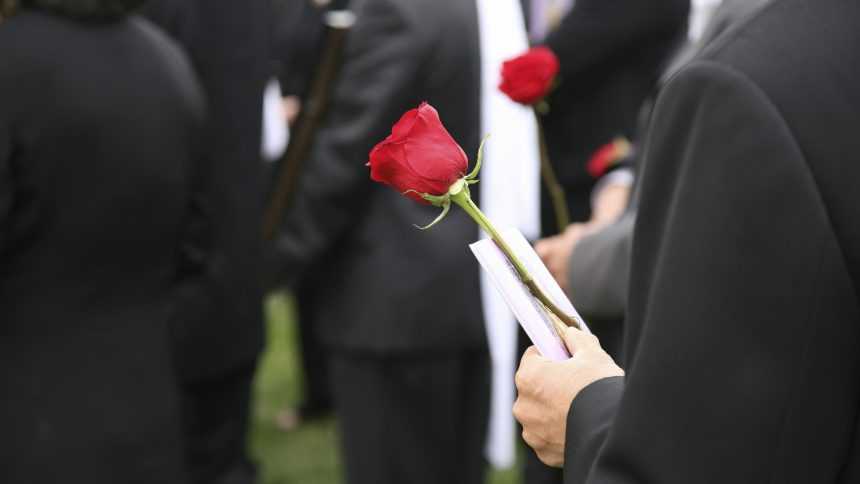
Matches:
[470,227,590,362]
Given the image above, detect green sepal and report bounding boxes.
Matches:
[420,192,449,207]
[414,199,451,231]
[465,135,490,181]
[402,190,449,208]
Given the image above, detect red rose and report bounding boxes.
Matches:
[368,102,469,204]
[586,138,633,178]
[499,46,560,105]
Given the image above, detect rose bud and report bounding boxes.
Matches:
[367,102,469,204]
[498,46,560,106]
[366,103,584,330]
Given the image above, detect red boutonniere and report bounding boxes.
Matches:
[367,102,582,330]
[586,137,633,179]
[498,46,560,109]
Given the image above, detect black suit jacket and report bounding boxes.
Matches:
[143,0,269,381]
[0,12,205,483]
[564,0,860,481]
[270,0,326,99]
[270,0,486,352]
[540,0,688,227]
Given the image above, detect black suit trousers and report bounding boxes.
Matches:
[329,349,490,484]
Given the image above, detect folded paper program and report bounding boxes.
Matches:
[471,227,590,361]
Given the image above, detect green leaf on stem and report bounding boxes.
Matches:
[414,200,451,230]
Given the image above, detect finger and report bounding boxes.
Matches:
[521,429,547,450]
[516,346,545,390]
[521,345,541,362]
[516,347,539,379]
[563,223,584,240]
[512,397,524,423]
[536,450,564,469]
[560,326,601,355]
[534,239,554,261]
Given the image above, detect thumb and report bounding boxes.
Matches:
[560,325,600,356]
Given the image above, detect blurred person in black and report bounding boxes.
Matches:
[270,0,325,126]
[266,0,495,481]
[526,0,689,231]
[0,1,207,483]
[142,1,269,483]
[521,1,689,482]
[537,0,774,335]
[267,0,341,428]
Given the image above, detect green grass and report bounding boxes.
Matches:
[249,293,522,484]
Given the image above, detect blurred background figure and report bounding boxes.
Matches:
[142,1,269,483]
[0,0,206,482]
[266,0,496,481]
[532,2,774,481]
[522,1,689,482]
[265,0,571,478]
[529,0,688,234]
[537,0,773,339]
[267,0,349,430]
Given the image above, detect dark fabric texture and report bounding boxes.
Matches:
[19,0,146,20]
[329,350,490,484]
[270,0,326,98]
[181,364,258,484]
[525,4,687,480]
[0,12,206,484]
[539,0,689,232]
[143,0,268,383]
[142,3,269,484]
[563,0,860,482]
[564,0,773,345]
[568,212,636,321]
[269,0,486,352]
[294,280,333,414]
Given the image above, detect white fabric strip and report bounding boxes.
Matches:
[476,0,542,469]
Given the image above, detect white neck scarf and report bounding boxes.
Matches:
[476,0,541,469]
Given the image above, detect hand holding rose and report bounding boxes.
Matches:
[368,102,584,329]
[514,327,624,467]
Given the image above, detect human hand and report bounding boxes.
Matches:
[282,96,302,126]
[514,326,624,467]
[535,223,596,291]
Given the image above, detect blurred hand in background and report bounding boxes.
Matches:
[536,179,631,290]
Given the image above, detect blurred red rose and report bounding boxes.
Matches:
[499,46,560,105]
[367,102,469,204]
[587,138,632,178]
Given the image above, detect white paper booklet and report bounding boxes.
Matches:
[470,228,590,361]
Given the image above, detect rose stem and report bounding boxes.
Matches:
[451,190,582,330]
[535,111,570,234]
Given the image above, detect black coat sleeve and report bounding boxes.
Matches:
[545,0,688,80]
[268,0,428,288]
[0,48,14,256]
[563,60,859,482]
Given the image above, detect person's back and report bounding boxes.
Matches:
[0,10,204,484]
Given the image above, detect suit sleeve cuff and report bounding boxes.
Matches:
[564,376,625,482]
